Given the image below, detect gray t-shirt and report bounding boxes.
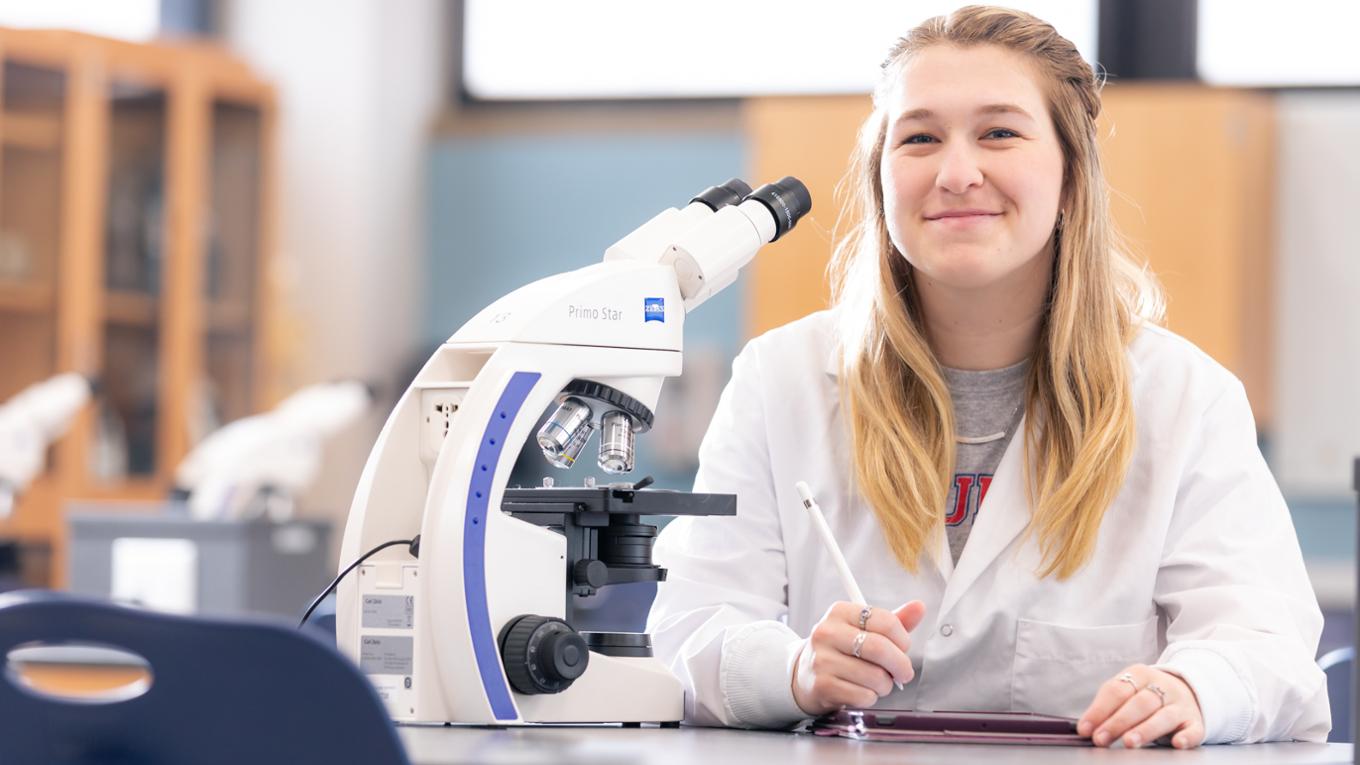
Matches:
[943,359,1029,564]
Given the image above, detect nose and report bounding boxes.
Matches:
[935,141,984,195]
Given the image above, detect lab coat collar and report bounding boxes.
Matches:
[938,413,1030,617]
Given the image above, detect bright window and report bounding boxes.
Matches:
[463,1,1098,100]
[0,0,160,42]
[1198,0,1360,86]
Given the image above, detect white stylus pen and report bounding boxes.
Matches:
[796,480,867,606]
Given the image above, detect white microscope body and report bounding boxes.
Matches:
[0,373,93,520]
[173,380,372,521]
[337,178,810,725]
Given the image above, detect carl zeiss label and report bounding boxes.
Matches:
[644,297,665,323]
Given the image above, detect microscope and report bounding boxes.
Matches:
[336,176,811,725]
[172,380,372,521]
[0,373,93,520]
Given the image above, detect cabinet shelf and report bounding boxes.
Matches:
[103,290,157,327]
[2,111,61,151]
[0,280,54,314]
[206,300,252,333]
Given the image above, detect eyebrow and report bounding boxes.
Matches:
[892,103,1036,128]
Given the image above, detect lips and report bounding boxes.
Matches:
[925,209,1001,220]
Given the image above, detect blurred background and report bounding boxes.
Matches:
[0,0,1354,728]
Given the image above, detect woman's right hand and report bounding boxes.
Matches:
[791,600,928,715]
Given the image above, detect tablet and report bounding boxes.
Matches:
[811,708,1092,746]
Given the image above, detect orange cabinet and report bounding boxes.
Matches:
[0,29,277,586]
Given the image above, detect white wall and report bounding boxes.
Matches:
[1273,92,1360,498]
[223,0,444,528]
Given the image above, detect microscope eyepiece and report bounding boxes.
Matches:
[690,178,753,212]
[745,176,812,241]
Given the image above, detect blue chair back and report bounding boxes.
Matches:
[0,589,408,765]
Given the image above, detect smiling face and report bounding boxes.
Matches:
[880,44,1065,292]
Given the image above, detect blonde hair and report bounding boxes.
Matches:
[830,5,1164,579]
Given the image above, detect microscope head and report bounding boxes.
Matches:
[536,176,813,475]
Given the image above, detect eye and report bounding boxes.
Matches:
[985,128,1020,140]
[902,133,937,145]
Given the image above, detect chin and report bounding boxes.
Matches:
[909,254,1016,291]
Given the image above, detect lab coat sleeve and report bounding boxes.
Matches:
[1151,378,1329,744]
[647,341,810,729]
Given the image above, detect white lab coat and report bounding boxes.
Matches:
[647,310,1329,743]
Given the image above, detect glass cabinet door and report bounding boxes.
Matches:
[98,79,167,481]
[0,61,64,436]
[202,100,263,433]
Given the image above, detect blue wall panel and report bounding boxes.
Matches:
[426,132,747,354]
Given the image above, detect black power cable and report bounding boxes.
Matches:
[298,535,421,628]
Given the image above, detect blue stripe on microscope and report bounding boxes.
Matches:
[465,370,540,721]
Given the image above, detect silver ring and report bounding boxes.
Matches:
[858,607,872,630]
[1144,683,1167,708]
[851,630,868,659]
[1117,673,1138,693]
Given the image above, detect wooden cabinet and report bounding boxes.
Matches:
[1096,85,1276,426]
[0,29,276,586]
[743,84,1276,425]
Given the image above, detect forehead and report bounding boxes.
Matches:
[883,44,1050,120]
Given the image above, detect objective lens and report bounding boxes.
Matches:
[597,410,636,474]
[546,418,594,469]
[537,397,593,467]
[691,178,754,212]
[744,176,812,241]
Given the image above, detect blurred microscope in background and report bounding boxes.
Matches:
[66,380,374,618]
[0,373,94,591]
[171,380,373,522]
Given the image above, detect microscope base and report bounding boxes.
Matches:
[513,652,683,724]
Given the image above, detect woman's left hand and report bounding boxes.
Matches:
[1077,664,1205,749]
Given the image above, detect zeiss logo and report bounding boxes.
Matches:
[643,297,665,323]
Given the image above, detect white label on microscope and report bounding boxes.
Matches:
[360,635,414,675]
[362,595,414,629]
[370,674,416,720]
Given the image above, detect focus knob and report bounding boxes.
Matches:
[573,559,608,589]
[498,615,589,695]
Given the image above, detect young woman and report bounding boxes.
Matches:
[647,5,1328,749]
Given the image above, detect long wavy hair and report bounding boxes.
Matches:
[831,5,1164,579]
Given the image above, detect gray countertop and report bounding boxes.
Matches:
[398,725,1352,765]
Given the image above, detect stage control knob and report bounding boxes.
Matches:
[498,614,589,695]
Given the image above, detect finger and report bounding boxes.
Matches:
[1092,689,1164,747]
[820,676,882,710]
[1078,666,1147,736]
[825,601,863,625]
[849,631,914,687]
[1122,706,1190,749]
[820,648,896,697]
[809,607,859,651]
[1171,720,1205,749]
[862,607,913,655]
[893,600,928,632]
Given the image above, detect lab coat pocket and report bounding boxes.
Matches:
[1011,615,1160,718]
